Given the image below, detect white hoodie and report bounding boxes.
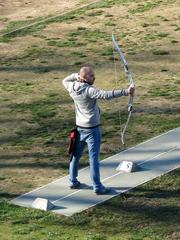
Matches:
[62,73,128,128]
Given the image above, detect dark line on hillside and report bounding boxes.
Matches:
[0,0,100,38]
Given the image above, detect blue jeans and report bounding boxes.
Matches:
[69,126,102,190]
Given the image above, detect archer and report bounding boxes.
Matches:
[62,66,134,194]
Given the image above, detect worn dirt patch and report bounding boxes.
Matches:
[0,0,96,32]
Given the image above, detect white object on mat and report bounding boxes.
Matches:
[116,161,138,172]
[31,197,54,211]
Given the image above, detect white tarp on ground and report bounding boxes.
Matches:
[10,127,180,216]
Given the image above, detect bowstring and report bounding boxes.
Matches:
[112,42,122,144]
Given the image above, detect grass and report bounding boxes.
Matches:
[129,1,159,14]
[3,17,46,33]
[0,170,179,240]
[87,10,104,17]
[23,47,54,58]
[67,28,110,43]
[171,39,178,44]
[0,0,180,239]
[152,49,170,55]
[47,38,86,48]
[0,0,141,40]
[0,36,11,43]
[129,0,175,14]
[148,86,171,97]
[174,27,180,31]
[144,32,169,42]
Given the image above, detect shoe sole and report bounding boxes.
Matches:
[94,189,111,195]
[69,183,81,189]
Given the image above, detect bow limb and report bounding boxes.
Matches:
[112,32,135,145]
[121,111,132,145]
[112,32,134,86]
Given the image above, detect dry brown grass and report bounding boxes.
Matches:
[0,0,92,32]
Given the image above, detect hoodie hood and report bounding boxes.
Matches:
[72,81,89,95]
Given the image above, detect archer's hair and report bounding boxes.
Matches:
[79,66,93,75]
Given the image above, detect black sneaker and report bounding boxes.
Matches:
[94,187,111,195]
[69,181,81,189]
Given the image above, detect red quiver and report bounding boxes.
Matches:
[68,128,78,156]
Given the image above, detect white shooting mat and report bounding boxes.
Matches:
[10,127,180,216]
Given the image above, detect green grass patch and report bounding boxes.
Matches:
[135,113,180,135]
[148,85,177,98]
[175,79,180,84]
[0,16,8,22]
[71,51,87,58]
[87,10,104,17]
[6,93,74,147]
[23,47,54,59]
[71,28,110,43]
[0,176,6,181]
[81,29,110,42]
[0,36,11,43]
[144,32,169,42]
[3,17,45,33]
[73,61,84,66]
[0,81,34,93]
[157,32,169,38]
[105,20,116,27]
[171,39,178,44]
[153,49,170,55]
[148,87,170,97]
[47,38,86,48]
[0,47,55,66]
[144,34,157,42]
[105,13,114,17]
[142,22,160,27]
[128,0,174,14]
[60,28,110,46]
[174,93,180,100]
[15,98,58,120]
[174,27,180,31]
[129,1,160,14]
[2,13,75,40]
[5,23,47,38]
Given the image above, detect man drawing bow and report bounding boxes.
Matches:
[62,66,134,194]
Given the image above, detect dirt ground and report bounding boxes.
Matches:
[0,0,82,18]
[0,0,95,32]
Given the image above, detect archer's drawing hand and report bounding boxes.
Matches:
[77,74,86,82]
[128,84,135,97]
